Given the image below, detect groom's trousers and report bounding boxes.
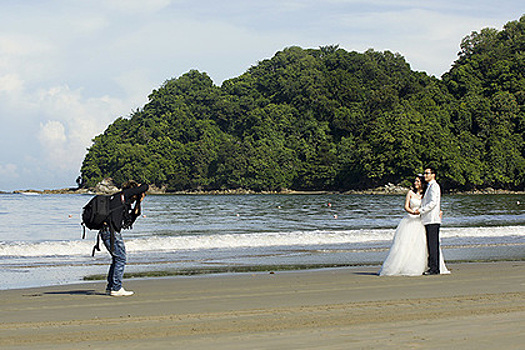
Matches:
[425,224,440,274]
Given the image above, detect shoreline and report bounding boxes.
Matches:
[2,244,523,291]
[2,241,523,291]
[83,256,525,282]
[7,187,525,196]
[1,261,524,349]
[4,176,525,195]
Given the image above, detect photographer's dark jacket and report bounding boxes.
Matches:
[94,184,149,255]
[107,184,149,233]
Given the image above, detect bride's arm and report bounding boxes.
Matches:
[404,191,415,214]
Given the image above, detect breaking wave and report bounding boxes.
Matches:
[1,226,523,258]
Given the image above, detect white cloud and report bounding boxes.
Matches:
[0,163,19,179]
[103,0,174,14]
[0,73,24,93]
[38,120,68,170]
[0,33,58,89]
[34,85,128,171]
[38,120,67,146]
[66,15,109,35]
[0,34,53,56]
[331,8,510,75]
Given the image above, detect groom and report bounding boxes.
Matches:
[415,167,441,275]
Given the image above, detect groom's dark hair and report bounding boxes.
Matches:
[426,166,437,176]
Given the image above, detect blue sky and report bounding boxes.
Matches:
[0,0,523,191]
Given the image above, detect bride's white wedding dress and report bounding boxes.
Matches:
[379,195,450,276]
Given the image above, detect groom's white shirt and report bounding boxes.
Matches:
[419,179,441,225]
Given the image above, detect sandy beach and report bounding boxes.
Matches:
[1,261,524,349]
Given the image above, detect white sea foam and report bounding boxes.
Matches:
[442,225,525,238]
[0,240,92,257]
[125,229,394,253]
[0,226,523,258]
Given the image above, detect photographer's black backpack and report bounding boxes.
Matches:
[82,195,116,255]
[82,195,112,232]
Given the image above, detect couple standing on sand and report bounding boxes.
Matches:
[379,167,450,276]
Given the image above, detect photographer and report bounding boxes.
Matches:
[100,180,148,296]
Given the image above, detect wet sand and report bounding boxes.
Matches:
[1,261,524,349]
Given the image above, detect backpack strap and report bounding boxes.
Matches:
[91,230,102,257]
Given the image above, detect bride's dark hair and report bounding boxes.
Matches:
[414,174,428,196]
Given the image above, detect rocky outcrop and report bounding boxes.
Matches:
[147,184,167,194]
[344,183,410,195]
[92,178,119,194]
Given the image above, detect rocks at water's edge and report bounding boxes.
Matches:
[9,178,525,195]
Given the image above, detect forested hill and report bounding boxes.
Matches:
[80,16,525,192]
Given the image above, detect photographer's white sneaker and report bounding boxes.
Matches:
[110,288,134,297]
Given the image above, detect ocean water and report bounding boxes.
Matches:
[0,193,524,290]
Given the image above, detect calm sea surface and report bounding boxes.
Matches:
[0,193,524,290]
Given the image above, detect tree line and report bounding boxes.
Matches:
[80,16,525,192]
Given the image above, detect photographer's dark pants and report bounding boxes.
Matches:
[101,226,127,292]
[425,224,440,274]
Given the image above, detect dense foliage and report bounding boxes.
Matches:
[81,16,525,191]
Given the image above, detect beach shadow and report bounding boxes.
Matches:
[42,290,106,296]
[353,272,379,276]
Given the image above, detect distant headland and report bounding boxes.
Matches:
[78,17,525,194]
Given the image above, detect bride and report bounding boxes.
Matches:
[379,175,450,276]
